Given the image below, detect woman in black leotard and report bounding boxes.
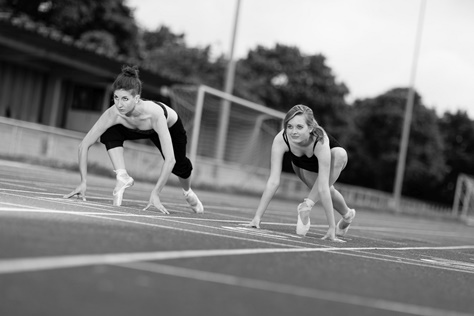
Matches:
[63,65,203,215]
[243,104,355,242]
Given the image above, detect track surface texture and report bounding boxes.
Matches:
[1,160,473,316]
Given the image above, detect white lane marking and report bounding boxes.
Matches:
[79,213,309,248]
[0,206,304,248]
[0,206,283,224]
[356,226,474,238]
[0,247,334,274]
[2,203,473,252]
[0,189,64,196]
[0,207,130,216]
[3,189,467,240]
[0,191,203,216]
[0,207,273,223]
[221,226,303,239]
[0,180,48,191]
[3,192,474,265]
[0,202,319,247]
[0,205,435,250]
[2,203,474,275]
[420,258,474,271]
[328,248,474,275]
[1,245,474,275]
[1,198,306,248]
[117,261,473,316]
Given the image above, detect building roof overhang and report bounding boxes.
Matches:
[0,13,183,94]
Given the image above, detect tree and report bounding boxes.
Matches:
[347,88,447,203]
[438,111,474,204]
[3,0,140,57]
[235,44,351,142]
[141,25,225,88]
[79,30,119,56]
[142,26,185,51]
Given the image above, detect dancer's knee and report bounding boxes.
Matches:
[331,147,348,170]
[172,157,193,179]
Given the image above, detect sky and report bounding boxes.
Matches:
[127,0,474,118]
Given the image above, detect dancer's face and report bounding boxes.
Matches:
[114,89,138,115]
[286,114,312,144]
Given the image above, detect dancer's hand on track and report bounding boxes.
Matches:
[63,183,87,201]
[322,228,346,243]
[239,218,260,229]
[143,193,169,214]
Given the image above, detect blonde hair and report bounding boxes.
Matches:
[283,104,325,143]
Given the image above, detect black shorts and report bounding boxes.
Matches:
[100,117,193,179]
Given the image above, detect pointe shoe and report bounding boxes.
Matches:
[296,201,311,236]
[336,208,356,236]
[296,213,311,236]
[183,189,204,214]
[112,174,134,206]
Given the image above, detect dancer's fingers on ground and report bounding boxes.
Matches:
[143,203,170,215]
[63,190,86,201]
[239,222,260,229]
[322,234,346,243]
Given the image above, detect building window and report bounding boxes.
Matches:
[71,84,103,112]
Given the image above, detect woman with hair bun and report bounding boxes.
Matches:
[64,65,203,214]
[242,104,355,242]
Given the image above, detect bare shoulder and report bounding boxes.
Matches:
[272,130,288,152]
[142,100,163,113]
[99,106,118,122]
[314,132,331,154]
[139,100,166,121]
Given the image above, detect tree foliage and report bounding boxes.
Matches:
[235,44,351,142]
[142,26,186,51]
[3,0,140,57]
[141,26,225,87]
[3,0,474,206]
[346,88,447,202]
[437,111,474,203]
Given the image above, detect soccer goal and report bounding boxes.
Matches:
[169,85,285,172]
[452,174,474,225]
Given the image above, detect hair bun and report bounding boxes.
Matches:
[121,65,139,78]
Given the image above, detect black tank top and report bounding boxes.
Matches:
[282,132,342,173]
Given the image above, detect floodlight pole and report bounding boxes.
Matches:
[393,0,427,212]
[215,0,241,162]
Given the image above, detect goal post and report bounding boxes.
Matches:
[169,84,285,171]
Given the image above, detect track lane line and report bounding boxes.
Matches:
[116,261,473,316]
[1,245,473,275]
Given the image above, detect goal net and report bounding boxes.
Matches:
[452,174,474,225]
[168,85,284,172]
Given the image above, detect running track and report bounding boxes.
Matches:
[0,159,473,316]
